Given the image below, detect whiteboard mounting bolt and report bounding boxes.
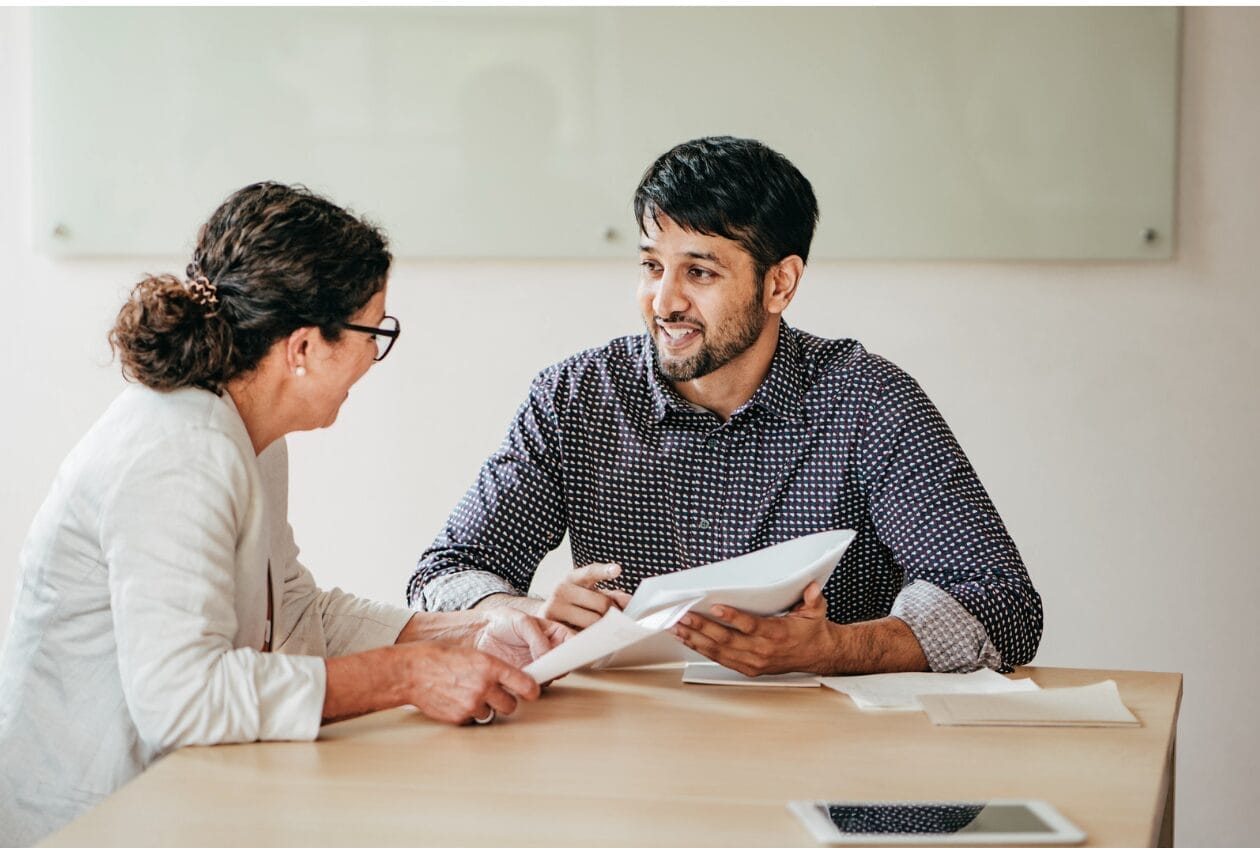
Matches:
[1141,228,1158,244]
[603,227,618,242]
[52,224,70,239]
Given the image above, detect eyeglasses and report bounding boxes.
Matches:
[341,315,401,362]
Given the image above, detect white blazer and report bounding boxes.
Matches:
[0,386,413,846]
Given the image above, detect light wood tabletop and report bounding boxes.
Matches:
[44,666,1181,847]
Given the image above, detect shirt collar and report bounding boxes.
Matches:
[744,322,808,422]
[640,322,808,424]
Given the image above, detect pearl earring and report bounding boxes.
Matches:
[294,366,306,377]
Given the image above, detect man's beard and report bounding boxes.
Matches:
[650,293,768,383]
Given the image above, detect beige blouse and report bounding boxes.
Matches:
[0,386,413,846]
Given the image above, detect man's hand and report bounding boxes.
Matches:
[538,562,633,630]
[672,582,930,676]
[672,581,837,676]
[475,608,572,668]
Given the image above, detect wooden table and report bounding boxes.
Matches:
[46,666,1181,847]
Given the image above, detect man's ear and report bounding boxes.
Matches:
[763,255,804,315]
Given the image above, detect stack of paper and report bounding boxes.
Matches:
[818,669,1039,711]
[522,601,696,684]
[918,680,1140,727]
[522,529,857,682]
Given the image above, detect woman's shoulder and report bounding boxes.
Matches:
[101,385,250,444]
[71,385,257,480]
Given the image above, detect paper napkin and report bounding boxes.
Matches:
[818,669,1039,711]
[918,680,1140,727]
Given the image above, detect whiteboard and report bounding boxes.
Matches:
[32,7,1178,260]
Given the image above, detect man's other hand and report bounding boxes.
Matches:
[539,562,633,630]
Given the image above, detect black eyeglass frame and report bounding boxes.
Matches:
[341,315,401,362]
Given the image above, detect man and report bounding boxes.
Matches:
[409,136,1042,676]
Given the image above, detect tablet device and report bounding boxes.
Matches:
[787,800,1086,844]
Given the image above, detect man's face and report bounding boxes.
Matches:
[637,214,769,384]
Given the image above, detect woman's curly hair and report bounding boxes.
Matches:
[109,182,391,393]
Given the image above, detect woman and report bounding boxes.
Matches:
[0,183,567,846]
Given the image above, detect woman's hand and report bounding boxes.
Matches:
[324,640,544,726]
[475,608,572,668]
[395,641,541,725]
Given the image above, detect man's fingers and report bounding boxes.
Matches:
[673,625,763,674]
[549,602,604,630]
[608,590,633,609]
[708,605,761,635]
[566,561,622,589]
[676,614,744,647]
[800,582,827,612]
[556,583,621,617]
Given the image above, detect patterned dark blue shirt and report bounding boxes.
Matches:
[409,323,1042,671]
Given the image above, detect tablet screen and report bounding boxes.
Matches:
[818,802,1051,835]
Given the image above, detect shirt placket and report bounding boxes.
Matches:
[667,413,728,568]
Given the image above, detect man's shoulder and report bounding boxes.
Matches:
[789,328,912,398]
[531,334,651,399]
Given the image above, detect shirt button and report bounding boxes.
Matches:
[698,518,711,529]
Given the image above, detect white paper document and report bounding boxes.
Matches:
[522,600,698,684]
[818,669,1040,711]
[682,662,822,688]
[619,529,856,620]
[597,528,856,669]
[919,680,1141,727]
[524,529,857,681]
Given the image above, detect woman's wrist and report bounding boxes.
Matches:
[395,611,485,648]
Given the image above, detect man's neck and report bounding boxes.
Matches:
[672,320,781,422]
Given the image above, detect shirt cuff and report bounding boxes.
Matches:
[414,569,523,612]
[890,580,1003,673]
[255,653,326,742]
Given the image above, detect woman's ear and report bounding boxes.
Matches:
[763,256,804,315]
[285,327,314,377]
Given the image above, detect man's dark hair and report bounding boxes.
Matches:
[633,136,820,281]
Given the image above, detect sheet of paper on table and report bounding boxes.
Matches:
[523,529,856,682]
[818,668,1040,711]
[682,662,822,688]
[919,679,1141,727]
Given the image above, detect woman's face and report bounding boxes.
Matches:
[299,288,388,430]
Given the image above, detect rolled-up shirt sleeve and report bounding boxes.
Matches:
[891,580,1002,672]
[861,367,1043,670]
[417,570,524,614]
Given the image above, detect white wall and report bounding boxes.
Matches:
[2,7,1257,844]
